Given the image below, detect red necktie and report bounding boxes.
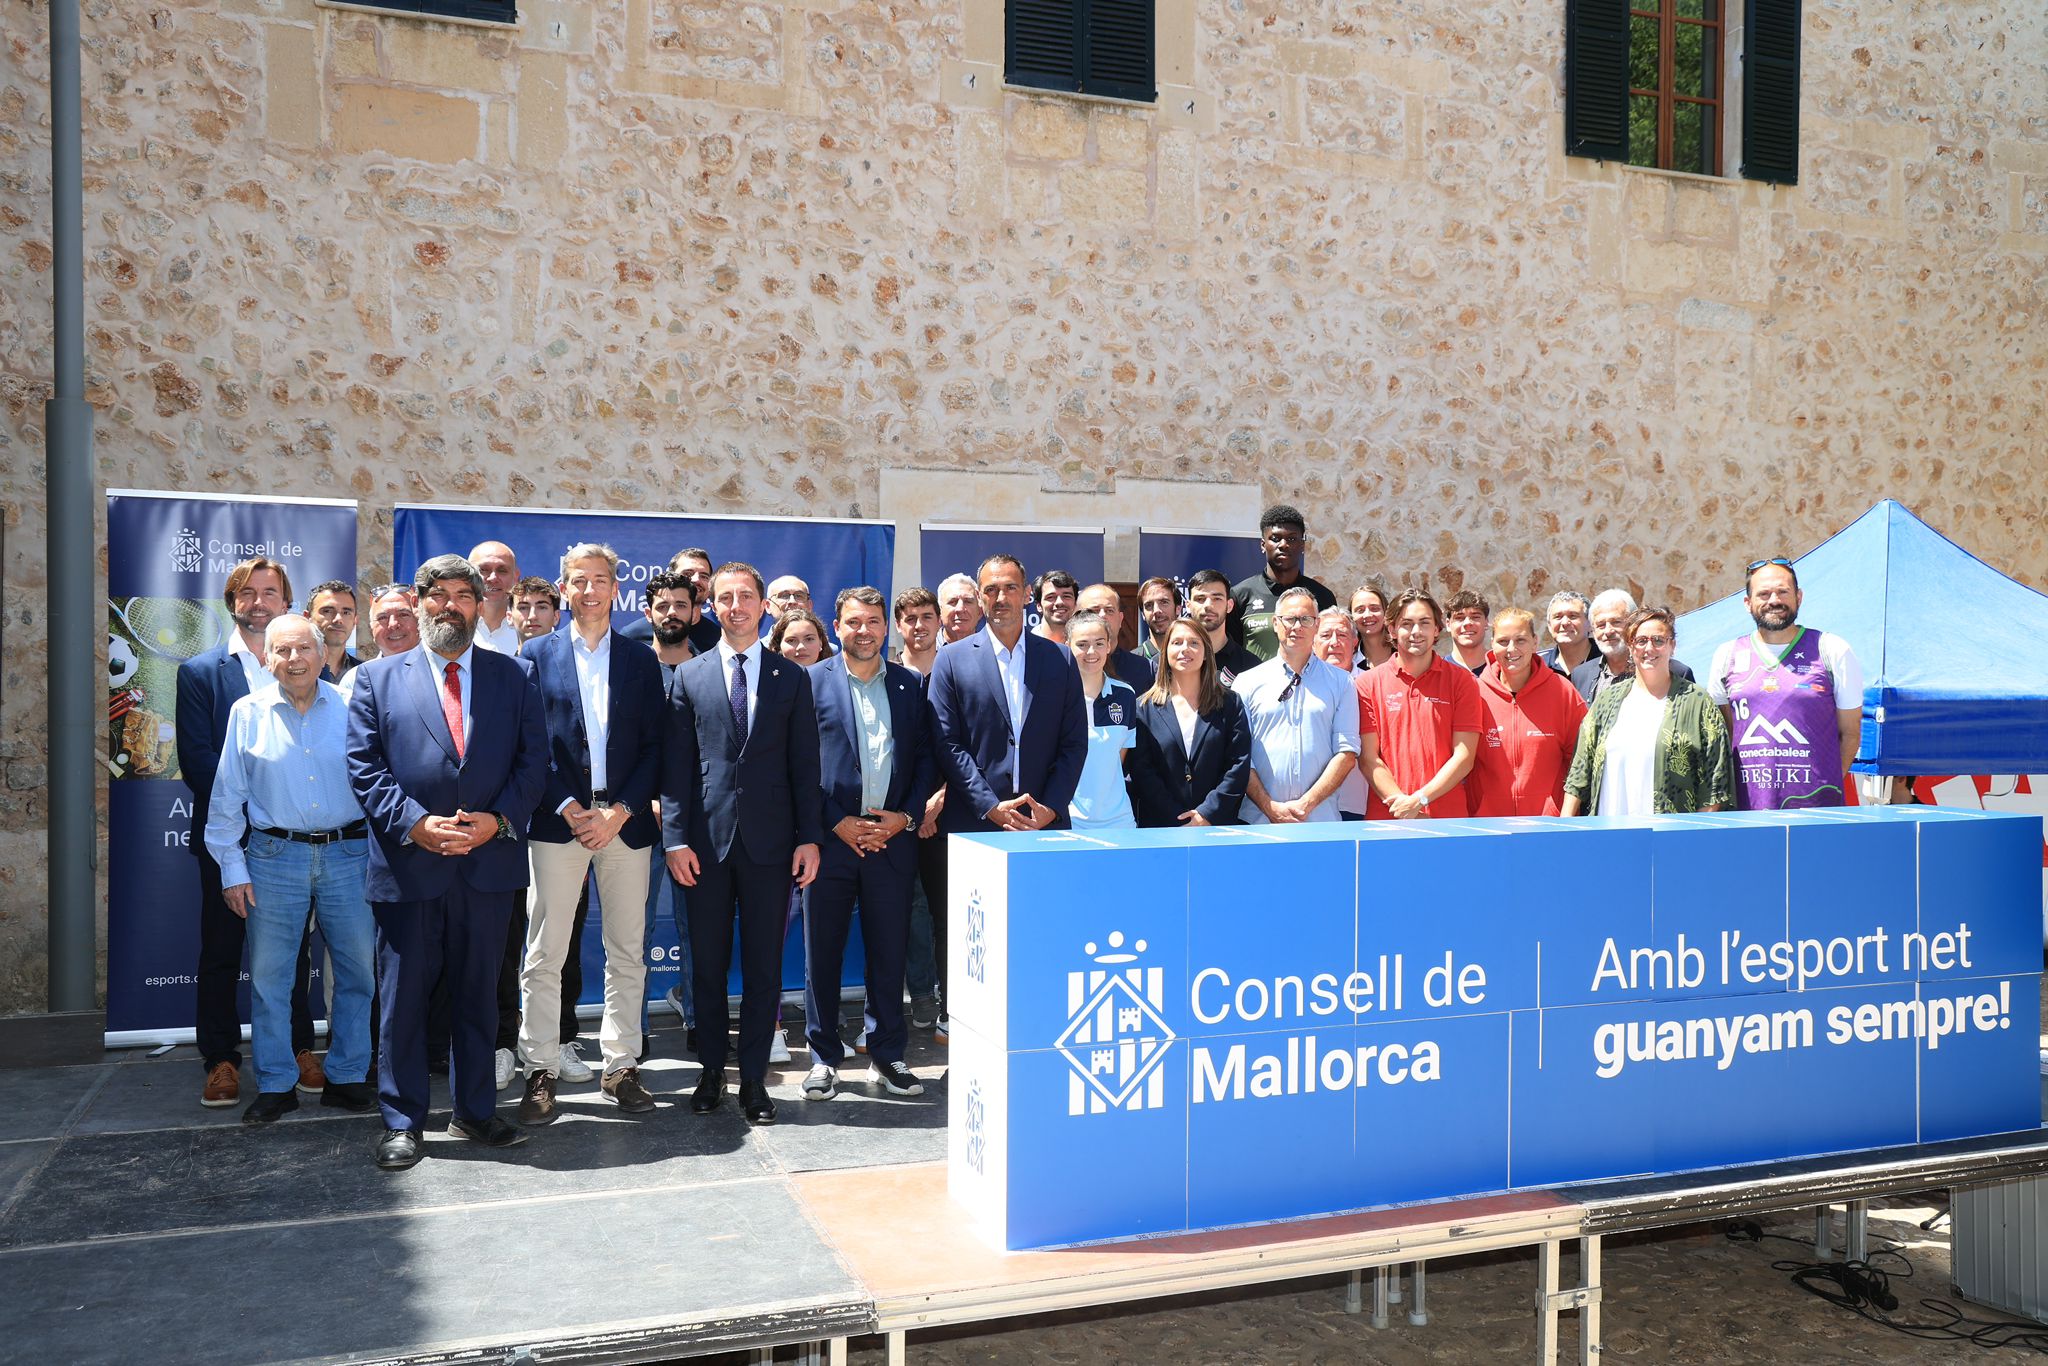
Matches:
[442,660,466,761]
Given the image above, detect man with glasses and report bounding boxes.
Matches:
[1231,504,1336,661]
[1569,588,1696,704]
[1705,558,1863,810]
[1232,587,1359,823]
[1356,589,1483,819]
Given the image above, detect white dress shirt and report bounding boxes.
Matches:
[990,629,1029,790]
[226,630,269,692]
[474,614,521,656]
[569,627,613,806]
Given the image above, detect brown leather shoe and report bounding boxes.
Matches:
[201,1060,240,1108]
[602,1067,656,1114]
[295,1050,327,1094]
[518,1070,558,1126]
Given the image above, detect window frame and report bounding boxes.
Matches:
[1005,0,1158,106]
[1626,0,1724,177]
[332,0,518,25]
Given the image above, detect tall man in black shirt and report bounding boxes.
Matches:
[1230,503,1337,661]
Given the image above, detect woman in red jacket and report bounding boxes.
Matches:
[1470,608,1588,816]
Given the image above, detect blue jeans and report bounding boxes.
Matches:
[243,833,374,1094]
[644,843,693,1029]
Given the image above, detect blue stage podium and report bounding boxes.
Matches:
[945,809,2044,1251]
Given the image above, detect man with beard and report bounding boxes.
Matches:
[346,554,548,1169]
[304,580,361,684]
[642,569,700,1045]
[801,587,935,1100]
[1031,569,1079,644]
[1231,504,1336,661]
[1135,577,1181,674]
[1187,570,1262,687]
[1705,558,1864,809]
[1356,589,1484,820]
[1569,589,1695,704]
[179,557,322,1108]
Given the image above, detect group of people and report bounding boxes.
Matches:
[182,502,1863,1170]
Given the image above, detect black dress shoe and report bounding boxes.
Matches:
[376,1128,423,1170]
[241,1090,299,1125]
[449,1114,529,1148]
[320,1081,375,1112]
[517,1071,558,1126]
[739,1079,776,1125]
[690,1070,726,1114]
[603,1067,657,1114]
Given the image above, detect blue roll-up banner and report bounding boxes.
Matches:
[947,809,2044,1250]
[106,490,361,1038]
[918,524,1104,633]
[1135,527,1266,600]
[395,504,896,1003]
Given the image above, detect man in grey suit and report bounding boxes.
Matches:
[662,562,824,1125]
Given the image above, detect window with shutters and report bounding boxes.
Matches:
[333,0,517,23]
[1626,0,1722,176]
[1006,0,1157,104]
[1566,0,1802,186]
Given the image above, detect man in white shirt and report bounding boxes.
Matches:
[468,541,522,655]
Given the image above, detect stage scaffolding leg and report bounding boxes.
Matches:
[1407,1261,1428,1326]
[1538,1239,1561,1365]
[885,1329,906,1366]
[1344,1268,1364,1315]
[1537,1234,1603,1365]
[1580,1235,1602,1365]
[828,1339,847,1366]
[1813,1205,1833,1260]
[1372,1265,1392,1328]
[1846,1199,1869,1264]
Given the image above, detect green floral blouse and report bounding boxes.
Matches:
[1563,675,1736,815]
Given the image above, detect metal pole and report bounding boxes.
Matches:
[45,0,98,1012]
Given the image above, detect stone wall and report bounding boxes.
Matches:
[0,0,2042,1013]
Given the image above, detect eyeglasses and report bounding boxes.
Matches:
[1632,635,1673,649]
[1275,615,1315,629]
[1277,669,1303,702]
[1745,557,1793,578]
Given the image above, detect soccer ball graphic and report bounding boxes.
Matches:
[109,635,139,688]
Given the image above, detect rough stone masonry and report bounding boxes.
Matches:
[0,0,2042,1011]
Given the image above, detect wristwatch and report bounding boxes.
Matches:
[494,812,513,841]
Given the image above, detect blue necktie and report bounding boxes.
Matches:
[729,654,749,755]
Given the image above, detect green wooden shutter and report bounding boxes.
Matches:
[1741,0,1801,183]
[1008,0,1082,94]
[1082,0,1155,102]
[1564,0,1630,161]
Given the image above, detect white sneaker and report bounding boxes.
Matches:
[854,1028,869,1055]
[494,1047,516,1092]
[769,1028,791,1064]
[557,1040,595,1084]
[803,1063,837,1100]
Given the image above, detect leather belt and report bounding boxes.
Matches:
[255,822,367,845]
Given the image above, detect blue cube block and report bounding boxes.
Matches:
[1187,1027,1363,1228]
[1918,973,2042,1143]
[1915,812,2042,983]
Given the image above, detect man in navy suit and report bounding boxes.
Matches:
[661,562,823,1125]
[801,587,937,1101]
[346,554,548,1170]
[514,544,665,1124]
[176,556,317,1109]
[925,555,1088,1038]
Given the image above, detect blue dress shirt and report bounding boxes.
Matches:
[203,680,365,886]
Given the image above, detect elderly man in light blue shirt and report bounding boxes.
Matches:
[205,615,376,1124]
[1232,587,1360,823]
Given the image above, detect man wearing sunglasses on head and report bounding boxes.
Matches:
[1704,557,1864,810]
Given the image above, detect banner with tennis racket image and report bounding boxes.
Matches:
[106,490,359,1037]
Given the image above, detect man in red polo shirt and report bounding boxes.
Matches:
[1470,607,1587,816]
[1357,589,1484,819]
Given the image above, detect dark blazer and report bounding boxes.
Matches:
[620,614,723,655]
[1130,691,1254,827]
[1109,647,1155,695]
[1569,654,1695,705]
[661,644,825,865]
[521,629,665,849]
[174,643,254,854]
[345,647,549,903]
[809,654,938,870]
[927,626,1088,834]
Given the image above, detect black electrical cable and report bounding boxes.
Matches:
[1725,1220,2048,1353]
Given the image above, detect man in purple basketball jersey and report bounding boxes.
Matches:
[1705,559,1864,810]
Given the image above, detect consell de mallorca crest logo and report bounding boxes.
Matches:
[170,527,203,575]
[1058,931,1175,1115]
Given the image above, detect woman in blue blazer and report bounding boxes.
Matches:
[1130,620,1253,827]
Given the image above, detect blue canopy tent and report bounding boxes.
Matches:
[1673,500,2048,776]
